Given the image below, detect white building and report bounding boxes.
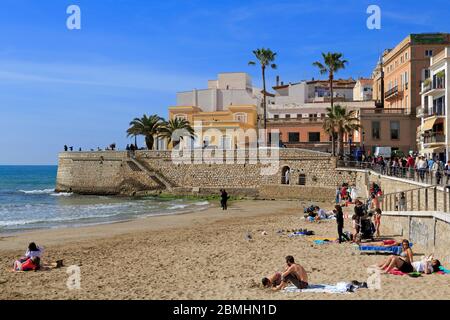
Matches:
[353,78,374,101]
[418,47,449,161]
[176,72,268,113]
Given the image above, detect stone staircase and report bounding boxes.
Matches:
[127,157,174,191]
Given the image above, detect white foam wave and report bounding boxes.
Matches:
[168,204,189,210]
[19,189,54,195]
[50,192,73,197]
[194,201,209,206]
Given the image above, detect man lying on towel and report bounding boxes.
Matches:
[273,255,309,291]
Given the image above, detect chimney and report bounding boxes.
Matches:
[276,75,280,86]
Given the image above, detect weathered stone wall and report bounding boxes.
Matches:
[381,212,450,264]
[56,149,356,200]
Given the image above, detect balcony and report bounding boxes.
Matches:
[423,75,446,97]
[423,133,446,145]
[385,86,403,100]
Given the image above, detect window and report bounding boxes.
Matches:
[297,114,302,119]
[390,121,400,140]
[424,69,431,80]
[405,52,409,60]
[298,174,306,186]
[274,114,279,119]
[308,132,321,142]
[234,112,247,123]
[174,114,188,121]
[372,121,380,140]
[285,114,291,119]
[288,132,300,142]
[425,50,433,57]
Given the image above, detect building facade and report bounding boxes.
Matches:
[168,73,261,149]
[266,79,374,153]
[382,33,450,114]
[353,78,373,101]
[359,108,417,156]
[418,47,449,161]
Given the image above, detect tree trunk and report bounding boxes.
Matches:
[329,74,335,156]
[145,135,154,150]
[338,128,344,157]
[262,65,267,140]
[331,133,335,156]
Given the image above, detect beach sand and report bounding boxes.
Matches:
[1,199,449,300]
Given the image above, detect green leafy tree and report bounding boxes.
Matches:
[249,48,277,132]
[323,105,361,157]
[313,52,348,155]
[159,118,196,148]
[127,114,164,150]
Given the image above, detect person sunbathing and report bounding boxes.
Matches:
[412,255,441,274]
[262,272,282,288]
[13,256,40,271]
[377,239,413,273]
[273,256,308,291]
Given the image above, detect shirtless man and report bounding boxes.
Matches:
[273,255,308,291]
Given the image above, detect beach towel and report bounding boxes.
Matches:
[439,266,450,274]
[284,282,350,294]
[359,243,413,255]
[388,269,407,276]
[313,240,337,245]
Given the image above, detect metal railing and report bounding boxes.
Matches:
[337,160,450,187]
[379,185,450,214]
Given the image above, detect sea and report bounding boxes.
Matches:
[0,165,210,234]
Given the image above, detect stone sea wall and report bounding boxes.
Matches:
[56,149,356,201]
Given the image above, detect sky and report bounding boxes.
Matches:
[1,0,450,164]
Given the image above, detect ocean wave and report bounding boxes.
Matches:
[50,192,73,197]
[168,204,189,210]
[194,201,209,206]
[19,188,54,195]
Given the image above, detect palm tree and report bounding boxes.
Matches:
[248,48,277,132]
[323,105,361,157]
[127,114,164,150]
[313,52,348,155]
[159,118,196,149]
[313,52,348,109]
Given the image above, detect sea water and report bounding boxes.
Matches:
[0,166,210,233]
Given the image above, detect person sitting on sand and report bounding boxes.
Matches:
[16,242,44,265]
[13,256,40,272]
[262,272,282,288]
[377,239,414,273]
[273,256,308,291]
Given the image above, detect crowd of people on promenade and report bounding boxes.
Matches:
[355,154,450,185]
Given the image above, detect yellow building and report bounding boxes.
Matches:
[168,105,258,149]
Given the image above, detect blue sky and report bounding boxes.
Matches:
[1,0,449,164]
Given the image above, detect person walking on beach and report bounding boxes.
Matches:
[64,145,68,152]
[220,189,229,210]
[273,256,308,291]
[335,205,344,243]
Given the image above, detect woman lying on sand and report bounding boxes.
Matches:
[411,255,441,274]
[377,239,413,273]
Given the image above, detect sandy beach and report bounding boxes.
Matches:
[1,199,449,300]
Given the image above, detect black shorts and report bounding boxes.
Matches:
[399,260,413,273]
[282,274,308,289]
